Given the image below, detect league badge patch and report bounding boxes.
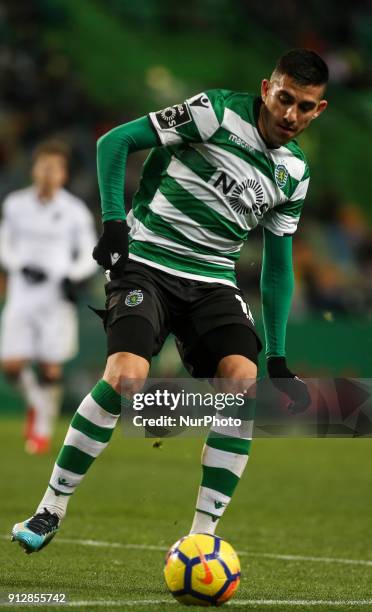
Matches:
[155,103,192,129]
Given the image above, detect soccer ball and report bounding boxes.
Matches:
[164,533,241,606]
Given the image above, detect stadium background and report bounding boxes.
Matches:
[1,0,371,412]
[1,3,372,610]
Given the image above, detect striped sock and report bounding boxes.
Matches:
[190,396,255,535]
[36,380,124,519]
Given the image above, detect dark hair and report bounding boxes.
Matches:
[32,139,70,164]
[273,48,329,87]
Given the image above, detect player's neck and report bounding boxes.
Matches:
[257,104,278,149]
[36,186,58,203]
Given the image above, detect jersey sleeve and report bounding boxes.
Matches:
[148,90,224,146]
[261,229,294,357]
[260,167,310,236]
[97,115,160,222]
[68,201,98,281]
[0,195,20,272]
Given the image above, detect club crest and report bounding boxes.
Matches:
[275,164,288,189]
[125,289,144,307]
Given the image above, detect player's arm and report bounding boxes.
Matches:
[61,204,99,302]
[94,92,223,274]
[0,196,21,273]
[0,196,49,283]
[260,157,311,412]
[261,228,294,360]
[68,205,98,282]
[93,116,160,273]
[260,231,310,414]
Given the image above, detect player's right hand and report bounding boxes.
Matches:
[21,265,48,284]
[92,220,129,277]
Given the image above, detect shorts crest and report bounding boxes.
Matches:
[125,289,144,307]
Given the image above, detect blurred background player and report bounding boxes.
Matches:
[0,140,97,454]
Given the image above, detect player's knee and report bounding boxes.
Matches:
[3,369,21,385]
[39,365,63,384]
[215,355,257,395]
[1,361,25,384]
[216,355,257,379]
[103,352,149,397]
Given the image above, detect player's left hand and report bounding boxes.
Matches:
[21,265,48,284]
[267,356,311,414]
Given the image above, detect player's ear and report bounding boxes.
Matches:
[261,79,270,102]
[312,99,328,120]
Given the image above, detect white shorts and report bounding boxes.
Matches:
[0,299,78,363]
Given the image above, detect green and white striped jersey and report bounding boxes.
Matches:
[127,89,309,287]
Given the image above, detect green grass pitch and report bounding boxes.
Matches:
[1,416,372,611]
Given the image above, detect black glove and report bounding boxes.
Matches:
[92,220,129,277]
[267,356,311,414]
[21,266,48,284]
[61,278,80,303]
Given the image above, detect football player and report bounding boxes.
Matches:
[0,140,97,454]
[12,49,327,551]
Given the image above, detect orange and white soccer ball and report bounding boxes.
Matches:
[164,533,241,606]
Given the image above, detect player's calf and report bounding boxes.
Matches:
[191,352,257,536]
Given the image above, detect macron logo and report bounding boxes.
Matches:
[110,252,121,266]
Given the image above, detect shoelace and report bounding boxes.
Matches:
[27,510,59,535]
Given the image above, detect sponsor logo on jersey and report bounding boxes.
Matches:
[213,172,268,219]
[228,179,267,218]
[229,133,254,152]
[155,103,192,129]
[275,163,289,188]
[125,289,144,307]
[213,172,237,196]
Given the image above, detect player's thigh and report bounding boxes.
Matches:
[175,284,262,378]
[178,323,260,379]
[0,303,35,362]
[38,301,78,363]
[104,262,169,366]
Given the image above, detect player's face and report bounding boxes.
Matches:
[259,74,328,147]
[32,153,68,194]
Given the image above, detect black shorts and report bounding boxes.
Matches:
[103,260,262,378]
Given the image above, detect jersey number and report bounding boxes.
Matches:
[235,294,255,325]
